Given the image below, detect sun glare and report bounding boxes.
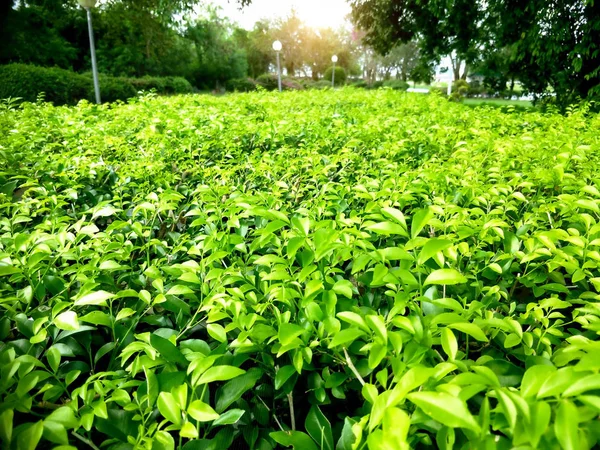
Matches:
[214,0,351,30]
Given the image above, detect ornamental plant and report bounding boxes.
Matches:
[0,90,599,449]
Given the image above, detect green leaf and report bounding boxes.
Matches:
[337,312,370,333]
[278,323,305,346]
[197,366,245,385]
[73,290,114,307]
[555,400,579,450]
[328,327,365,348]
[305,405,334,450]
[54,311,79,331]
[212,409,245,426]
[115,308,135,321]
[448,323,488,342]
[16,421,44,450]
[336,417,362,450]
[381,207,407,229]
[270,431,318,450]
[0,409,13,444]
[441,328,457,360]
[562,374,600,397]
[407,391,481,432]
[521,366,556,399]
[365,315,387,344]
[166,285,195,296]
[411,207,434,239]
[495,388,517,431]
[46,407,78,429]
[0,264,20,277]
[215,367,262,413]
[187,400,219,422]
[42,420,68,445]
[537,367,579,399]
[367,221,408,236]
[275,365,297,390]
[46,346,61,373]
[424,269,467,286]
[157,392,182,425]
[382,407,410,449]
[180,421,198,439]
[207,323,227,343]
[368,343,387,369]
[418,239,453,265]
[529,401,550,448]
[150,334,188,366]
[332,279,354,299]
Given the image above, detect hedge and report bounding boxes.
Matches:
[0,64,193,105]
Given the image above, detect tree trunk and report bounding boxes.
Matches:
[461,64,469,80]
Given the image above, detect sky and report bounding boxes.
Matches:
[209,0,352,30]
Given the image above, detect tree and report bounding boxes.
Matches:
[350,0,484,81]
[186,9,248,89]
[233,22,272,79]
[350,0,600,105]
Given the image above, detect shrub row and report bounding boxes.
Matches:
[225,74,410,93]
[0,64,193,105]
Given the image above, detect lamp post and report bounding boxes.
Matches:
[331,55,338,88]
[78,0,101,104]
[272,40,282,92]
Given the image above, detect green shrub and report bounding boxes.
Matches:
[97,75,137,103]
[349,79,368,88]
[128,76,192,95]
[2,89,600,450]
[0,64,92,105]
[256,74,279,91]
[226,78,257,92]
[256,74,303,91]
[382,79,410,91]
[306,80,332,90]
[323,66,347,86]
[0,64,193,105]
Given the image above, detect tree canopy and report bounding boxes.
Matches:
[350,0,600,104]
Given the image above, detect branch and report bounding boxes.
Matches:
[343,347,365,386]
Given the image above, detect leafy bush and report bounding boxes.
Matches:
[256,74,304,91]
[349,79,368,88]
[0,63,92,105]
[323,66,347,86]
[1,90,600,450]
[97,75,138,103]
[0,64,193,105]
[128,76,193,95]
[225,77,257,92]
[382,79,410,91]
[303,80,332,90]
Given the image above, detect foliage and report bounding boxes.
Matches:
[225,78,258,93]
[256,74,304,91]
[0,63,91,105]
[323,67,347,86]
[304,80,333,90]
[185,11,249,89]
[382,80,410,91]
[1,89,600,450]
[350,0,600,105]
[0,64,193,105]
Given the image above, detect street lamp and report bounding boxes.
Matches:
[272,40,282,92]
[78,0,101,104]
[331,55,338,88]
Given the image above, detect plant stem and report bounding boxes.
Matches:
[72,432,101,450]
[344,347,365,386]
[287,392,296,431]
